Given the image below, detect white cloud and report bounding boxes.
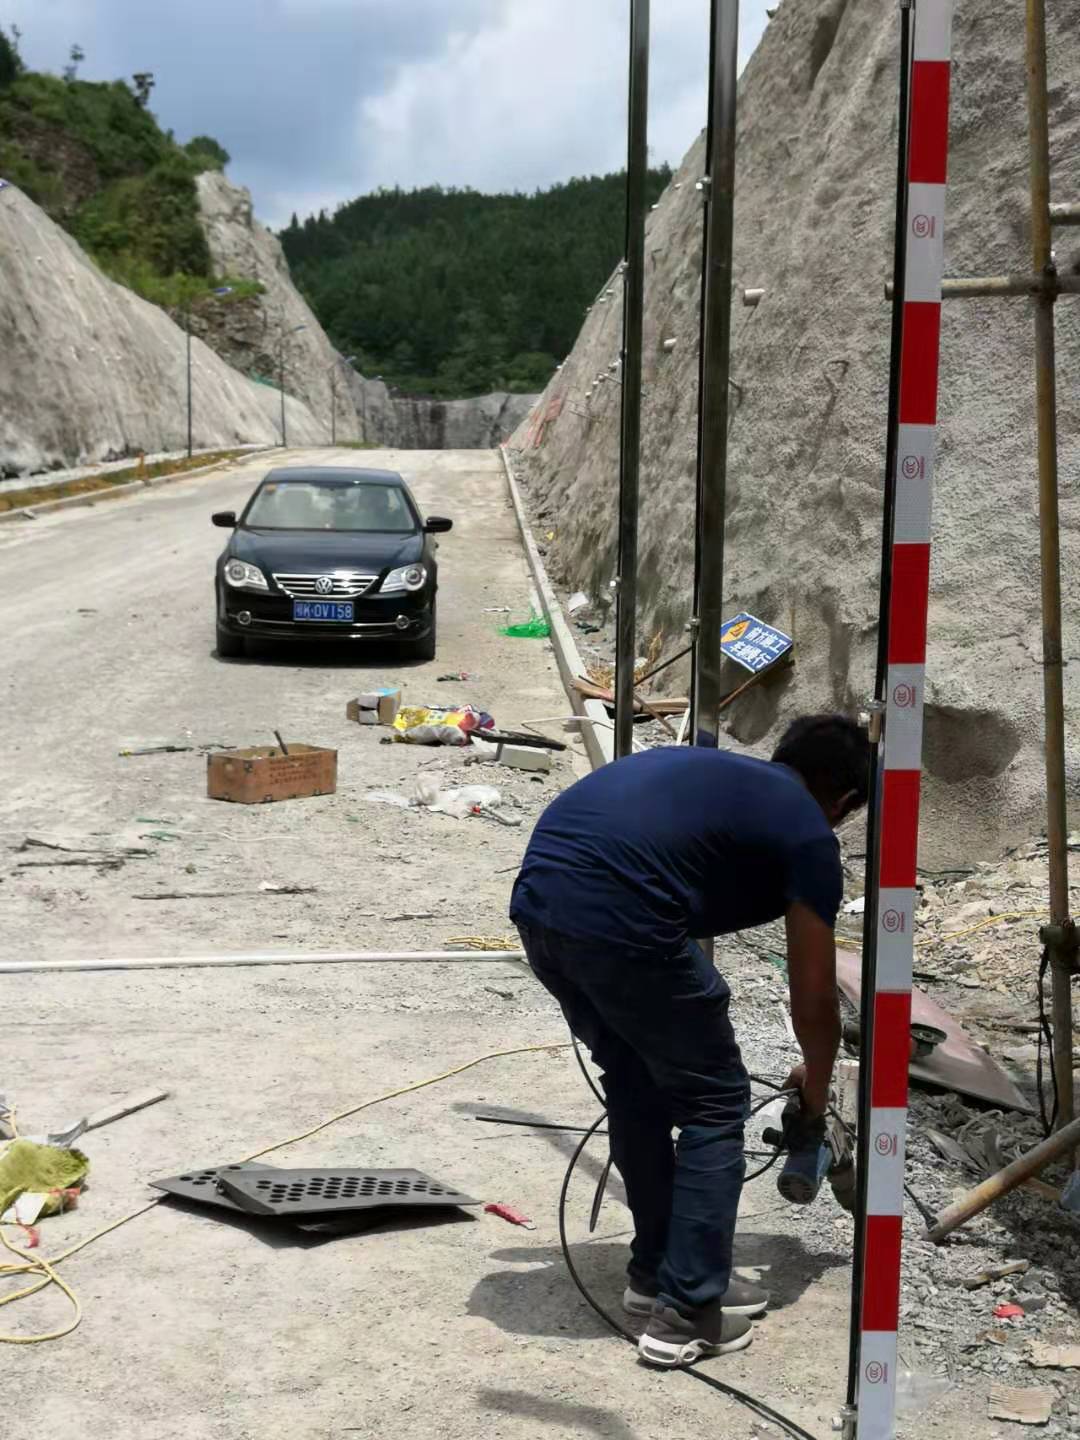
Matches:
[358,0,770,195]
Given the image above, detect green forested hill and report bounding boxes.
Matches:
[280,169,673,399]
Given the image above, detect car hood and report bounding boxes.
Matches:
[229,527,424,572]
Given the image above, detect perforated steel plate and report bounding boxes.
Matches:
[150,1162,281,1214]
[219,1167,478,1218]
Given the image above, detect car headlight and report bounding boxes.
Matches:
[381,564,427,594]
[224,559,268,591]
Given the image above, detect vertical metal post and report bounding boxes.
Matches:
[1026,0,1075,1133]
[185,312,193,460]
[331,370,337,446]
[613,0,650,760]
[690,0,740,747]
[279,337,287,449]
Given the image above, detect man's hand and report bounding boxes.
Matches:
[780,1062,829,1118]
[784,902,841,1118]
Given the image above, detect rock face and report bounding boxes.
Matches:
[0,184,325,476]
[196,172,538,450]
[349,376,537,450]
[510,0,1079,863]
[195,172,362,442]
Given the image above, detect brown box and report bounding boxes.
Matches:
[207,744,337,804]
[346,686,401,726]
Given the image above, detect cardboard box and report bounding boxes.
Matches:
[346,686,401,726]
[207,744,337,804]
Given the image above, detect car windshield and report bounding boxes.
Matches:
[244,481,417,532]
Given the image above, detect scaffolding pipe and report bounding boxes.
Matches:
[613,0,651,760]
[1026,0,1075,1135]
[690,0,740,747]
[885,273,1080,300]
[1050,201,1080,226]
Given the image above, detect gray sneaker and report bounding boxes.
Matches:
[624,1275,768,1319]
[638,1300,754,1367]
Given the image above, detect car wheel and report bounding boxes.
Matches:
[216,622,245,659]
[404,604,436,662]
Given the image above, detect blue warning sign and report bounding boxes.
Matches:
[720,612,793,674]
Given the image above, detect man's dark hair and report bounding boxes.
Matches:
[772,714,871,817]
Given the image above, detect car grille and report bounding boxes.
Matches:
[272,571,378,599]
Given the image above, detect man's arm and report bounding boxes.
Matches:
[782,900,841,1117]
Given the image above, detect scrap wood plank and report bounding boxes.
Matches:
[571,677,688,714]
[86,1088,168,1131]
[988,1385,1053,1425]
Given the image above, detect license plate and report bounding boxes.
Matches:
[293,600,354,622]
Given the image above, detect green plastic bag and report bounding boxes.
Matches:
[499,611,551,639]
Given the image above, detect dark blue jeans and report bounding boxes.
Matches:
[518,921,749,1314]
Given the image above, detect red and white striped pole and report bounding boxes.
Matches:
[855,4,954,1438]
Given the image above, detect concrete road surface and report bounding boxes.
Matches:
[0,449,986,1440]
[0,446,581,962]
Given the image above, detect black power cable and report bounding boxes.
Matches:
[1036,946,1059,1137]
[557,1112,821,1440]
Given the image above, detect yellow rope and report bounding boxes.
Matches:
[446,934,522,953]
[914,908,1047,949]
[0,1040,569,1344]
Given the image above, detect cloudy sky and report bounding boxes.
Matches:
[7,0,770,229]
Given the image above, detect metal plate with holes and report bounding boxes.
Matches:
[150,1162,281,1214]
[219,1167,478,1218]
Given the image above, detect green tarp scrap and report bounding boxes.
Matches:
[0,1139,89,1218]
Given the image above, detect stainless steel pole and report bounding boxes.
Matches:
[279,337,287,448]
[185,314,193,460]
[690,0,740,747]
[331,370,337,446]
[1026,0,1075,1134]
[613,0,651,760]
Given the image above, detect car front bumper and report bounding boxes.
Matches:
[218,587,434,642]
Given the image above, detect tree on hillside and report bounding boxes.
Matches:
[63,43,85,83]
[132,71,155,107]
[0,25,23,88]
[184,135,230,171]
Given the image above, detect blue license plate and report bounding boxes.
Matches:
[293,600,354,622]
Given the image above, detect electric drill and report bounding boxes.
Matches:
[762,1098,855,1210]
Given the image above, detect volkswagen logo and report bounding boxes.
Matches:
[314,575,334,595]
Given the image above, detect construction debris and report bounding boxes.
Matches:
[207,744,337,804]
[1028,1343,1080,1369]
[987,1384,1053,1425]
[964,1260,1031,1290]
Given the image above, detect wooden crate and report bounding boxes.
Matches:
[207,744,337,804]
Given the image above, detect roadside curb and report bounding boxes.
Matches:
[0,446,277,525]
[499,445,613,770]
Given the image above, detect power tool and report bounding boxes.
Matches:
[762,1097,855,1210]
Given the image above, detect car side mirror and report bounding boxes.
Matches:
[424,516,453,534]
[212,511,237,528]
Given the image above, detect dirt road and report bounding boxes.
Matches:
[0,447,581,962]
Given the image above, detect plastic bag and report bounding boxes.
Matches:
[426,785,503,820]
[393,704,494,746]
[499,611,551,639]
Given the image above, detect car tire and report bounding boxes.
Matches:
[404,603,437,662]
[216,623,245,659]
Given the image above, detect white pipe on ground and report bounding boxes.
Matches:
[1,950,527,976]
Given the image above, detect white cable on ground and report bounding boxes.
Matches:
[0,949,526,976]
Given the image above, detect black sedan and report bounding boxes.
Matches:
[212,466,452,659]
